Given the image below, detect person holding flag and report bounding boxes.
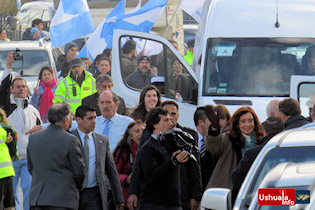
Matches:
[78,0,167,61]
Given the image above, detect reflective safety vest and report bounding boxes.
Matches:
[0,127,15,179]
[53,70,97,113]
[184,50,193,67]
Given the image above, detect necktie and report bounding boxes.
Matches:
[200,137,206,158]
[82,135,89,188]
[103,119,110,136]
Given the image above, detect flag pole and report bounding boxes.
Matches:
[163,0,181,37]
[84,35,89,58]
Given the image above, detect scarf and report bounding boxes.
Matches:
[39,80,56,116]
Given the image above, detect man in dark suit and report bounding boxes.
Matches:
[27,103,85,210]
[72,105,124,210]
[194,107,218,192]
[82,74,127,116]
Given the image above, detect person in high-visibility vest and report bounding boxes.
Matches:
[53,58,97,113]
[0,126,15,210]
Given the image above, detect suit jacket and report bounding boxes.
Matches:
[82,92,127,116]
[27,124,85,210]
[71,129,124,209]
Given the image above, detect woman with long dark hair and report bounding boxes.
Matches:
[30,66,57,123]
[129,85,162,122]
[204,106,263,190]
[113,120,145,206]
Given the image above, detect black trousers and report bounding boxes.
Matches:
[79,187,103,210]
[0,177,15,210]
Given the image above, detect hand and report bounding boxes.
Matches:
[127,173,132,184]
[34,87,39,95]
[204,105,219,128]
[138,50,145,57]
[172,150,189,164]
[25,125,42,134]
[127,194,138,210]
[190,198,200,210]
[116,203,124,210]
[7,52,14,69]
[6,132,13,144]
[33,31,41,40]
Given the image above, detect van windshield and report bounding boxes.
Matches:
[203,38,315,96]
[0,50,51,76]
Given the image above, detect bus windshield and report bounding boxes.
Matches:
[203,38,315,96]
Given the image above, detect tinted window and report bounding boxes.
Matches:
[203,38,315,96]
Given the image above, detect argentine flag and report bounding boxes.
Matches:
[180,0,205,22]
[17,0,21,10]
[50,0,94,48]
[78,0,167,61]
[78,0,127,59]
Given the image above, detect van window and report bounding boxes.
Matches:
[203,38,315,96]
[119,36,191,99]
[0,50,51,76]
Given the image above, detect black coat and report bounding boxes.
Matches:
[129,125,202,210]
[284,114,310,130]
[231,133,278,190]
[138,136,181,207]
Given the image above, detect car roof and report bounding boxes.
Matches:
[265,128,315,149]
[20,1,54,11]
[0,40,51,50]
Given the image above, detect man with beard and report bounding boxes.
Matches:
[125,56,155,90]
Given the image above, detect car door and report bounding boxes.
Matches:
[290,75,315,119]
[112,29,199,128]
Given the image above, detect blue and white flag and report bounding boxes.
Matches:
[180,0,204,22]
[78,0,167,61]
[78,0,127,59]
[16,0,21,10]
[50,0,94,48]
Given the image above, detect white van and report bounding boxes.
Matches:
[111,0,315,127]
[16,1,55,30]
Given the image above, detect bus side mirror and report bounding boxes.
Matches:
[175,74,197,104]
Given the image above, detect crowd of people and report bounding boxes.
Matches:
[1,35,315,210]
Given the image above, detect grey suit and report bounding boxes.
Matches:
[72,129,124,209]
[27,124,85,210]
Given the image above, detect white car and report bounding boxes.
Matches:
[248,161,315,210]
[0,39,59,92]
[200,128,315,210]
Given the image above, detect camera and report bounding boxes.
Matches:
[157,127,199,162]
[13,48,23,60]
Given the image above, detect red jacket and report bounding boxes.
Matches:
[114,140,138,204]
